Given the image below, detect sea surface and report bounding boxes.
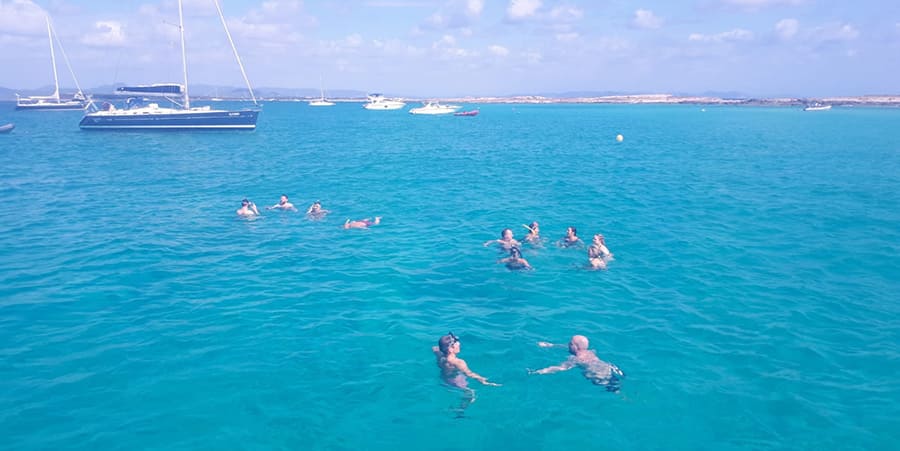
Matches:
[1,101,898,450]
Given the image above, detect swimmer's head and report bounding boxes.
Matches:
[241,199,250,206]
[530,222,539,230]
[510,246,522,258]
[438,332,460,355]
[568,335,589,354]
[567,226,577,236]
[594,234,605,244]
[502,228,513,239]
[280,194,288,202]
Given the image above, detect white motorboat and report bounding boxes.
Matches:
[803,103,832,111]
[363,93,405,110]
[409,101,462,115]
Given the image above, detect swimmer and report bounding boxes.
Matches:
[432,332,501,415]
[306,200,330,219]
[343,216,381,229]
[523,221,542,244]
[497,246,532,270]
[528,335,624,392]
[557,226,583,248]
[588,233,614,270]
[236,198,259,218]
[266,194,297,211]
[483,228,521,250]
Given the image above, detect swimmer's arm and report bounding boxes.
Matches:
[250,204,260,215]
[483,239,497,247]
[432,346,443,359]
[530,359,576,375]
[455,358,500,386]
[521,258,532,269]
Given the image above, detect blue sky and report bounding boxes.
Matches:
[1,0,898,97]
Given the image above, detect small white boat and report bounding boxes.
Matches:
[409,101,462,115]
[309,76,335,107]
[363,93,405,110]
[804,103,832,111]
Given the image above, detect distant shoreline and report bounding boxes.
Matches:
[241,94,900,107]
[3,94,900,107]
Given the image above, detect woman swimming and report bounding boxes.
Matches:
[588,234,614,270]
[523,221,542,244]
[432,332,500,415]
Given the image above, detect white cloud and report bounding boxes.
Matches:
[555,32,579,42]
[722,0,804,9]
[466,0,484,17]
[810,23,859,43]
[775,18,799,40]
[507,0,542,20]
[689,28,754,43]
[81,21,126,47]
[548,5,583,22]
[0,0,47,35]
[488,44,509,56]
[633,9,663,30]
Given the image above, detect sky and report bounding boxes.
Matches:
[1,0,898,97]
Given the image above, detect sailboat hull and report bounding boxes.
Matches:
[79,109,259,130]
[16,101,86,111]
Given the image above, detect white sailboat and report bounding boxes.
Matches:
[16,17,86,111]
[309,76,335,107]
[80,0,259,130]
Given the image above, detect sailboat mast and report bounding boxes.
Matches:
[46,17,60,102]
[177,0,190,109]
[320,75,325,100]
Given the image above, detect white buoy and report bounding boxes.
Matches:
[616,134,624,142]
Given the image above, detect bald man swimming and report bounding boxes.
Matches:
[528,335,624,391]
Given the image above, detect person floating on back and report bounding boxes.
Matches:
[484,228,521,251]
[433,332,501,416]
[343,216,381,229]
[588,233,614,270]
[557,226,583,248]
[498,246,532,271]
[306,200,330,220]
[236,199,259,218]
[267,194,297,211]
[528,335,624,392]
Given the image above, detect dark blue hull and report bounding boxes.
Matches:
[79,110,259,130]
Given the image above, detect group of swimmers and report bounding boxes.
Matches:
[434,332,624,415]
[236,195,381,229]
[484,222,615,270]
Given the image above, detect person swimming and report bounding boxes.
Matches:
[267,194,297,211]
[523,221,542,244]
[498,246,532,270]
[588,233,614,270]
[236,199,259,218]
[557,226,583,248]
[343,216,381,229]
[484,228,521,250]
[432,332,500,416]
[306,200,330,219]
[528,335,624,392]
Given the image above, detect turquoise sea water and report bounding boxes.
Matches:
[1,102,899,450]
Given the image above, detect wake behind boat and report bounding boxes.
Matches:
[409,101,461,115]
[80,0,259,130]
[16,17,86,111]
